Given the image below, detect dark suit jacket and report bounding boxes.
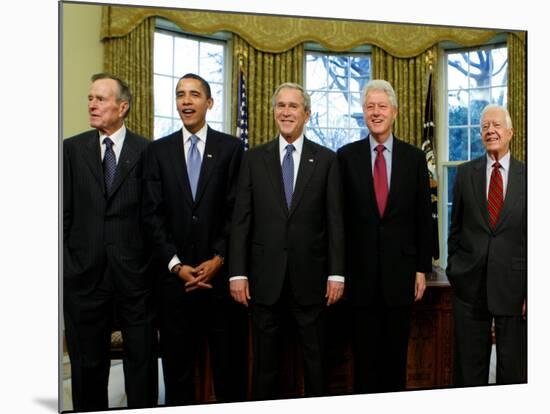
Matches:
[63,128,151,295]
[446,155,526,316]
[229,137,345,306]
[141,127,243,290]
[337,136,433,307]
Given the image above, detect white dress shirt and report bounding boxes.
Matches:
[99,124,126,163]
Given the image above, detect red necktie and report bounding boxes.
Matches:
[487,161,503,229]
[373,144,388,217]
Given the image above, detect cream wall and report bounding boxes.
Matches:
[62,2,103,138]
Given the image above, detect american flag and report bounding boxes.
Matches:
[421,72,440,260]
[236,69,249,150]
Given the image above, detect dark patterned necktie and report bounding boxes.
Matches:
[488,161,503,229]
[103,137,116,194]
[187,135,201,200]
[282,144,295,208]
[373,144,388,217]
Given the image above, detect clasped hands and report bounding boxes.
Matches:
[175,256,224,293]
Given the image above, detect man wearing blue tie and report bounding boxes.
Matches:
[142,73,247,405]
[229,83,345,399]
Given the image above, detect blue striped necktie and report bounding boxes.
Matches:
[282,144,295,208]
[103,137,116,194]
[187,135,201,200]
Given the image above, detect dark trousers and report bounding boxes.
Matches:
[64,270,157,412]
[158,277,248,406]
[352,302,412,393]
[250,283,327,400]
[453,295,527,386]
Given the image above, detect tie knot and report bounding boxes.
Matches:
[103,137,113,148]
[492,161,501,170]
[190,135,199,145]
[375,144,385,154]
[285,144,295,155]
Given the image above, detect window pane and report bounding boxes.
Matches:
[154,75,174,117]
[306,52,371,151]
[306,54,328,91]
[470,88,490,125]
[309,90,328,128]
[491,47,508,87]
[154,32,173,76]
[349,56,371,92]
[154,117,175,140]
[447,52,469,90]
[448,90,468,127]
[327,92,350,128]
[491,86,507,107]
[207,82,224,123]
[199,42,224,83]
[349,92,364,129]
[174,37,198,76]
[327,56,349,91]
[449,127,468,161]
[470,127,484,159]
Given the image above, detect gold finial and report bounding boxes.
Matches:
[426,50,434,73]
[235,45,248,68]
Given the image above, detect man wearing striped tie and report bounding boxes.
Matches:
[446,104,526,386]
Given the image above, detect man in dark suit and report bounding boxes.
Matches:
[229,82,345,400]
[337,79,433,393]
[63,73,157,411]
[142,73,247,405]
[446,104,526,385]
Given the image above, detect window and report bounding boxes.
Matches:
[153,28,228,139]
[440,44,508,265]
[305,52,371,150]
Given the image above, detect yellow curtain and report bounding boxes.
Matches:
[231,35,304,147]
[103,14,154,139]
[101,6,504,58]
[372,46,438,148]
[507,33,526,161]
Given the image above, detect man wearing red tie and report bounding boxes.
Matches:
[337,79,433,393]
[446,104,526,385]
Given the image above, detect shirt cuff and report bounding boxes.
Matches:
[229,275,248,281]
[328,275,345,283]
[168,255,181,272]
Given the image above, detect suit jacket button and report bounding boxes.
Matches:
[192,215,198,222]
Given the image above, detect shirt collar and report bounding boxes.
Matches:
[279,134,304,157]
[486,151,510,171]
[99,124,126,147]
[182,123,208,144]
[369,133,394,153]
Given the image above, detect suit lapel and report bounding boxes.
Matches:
[167,130,194,206]
[107,131,140,199]
[289,138,318,217]
[262,139,288,214]
[471,156,491,230]
[494,157,524,231]
[82,131,105,194]
[385,138,403,218]
[193,127,220,205]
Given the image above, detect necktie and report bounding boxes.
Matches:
[282,144,295,209]
[488,161,503,229]
[373,144,388,217]
[103,137,116,194]
[187,135,201,200]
